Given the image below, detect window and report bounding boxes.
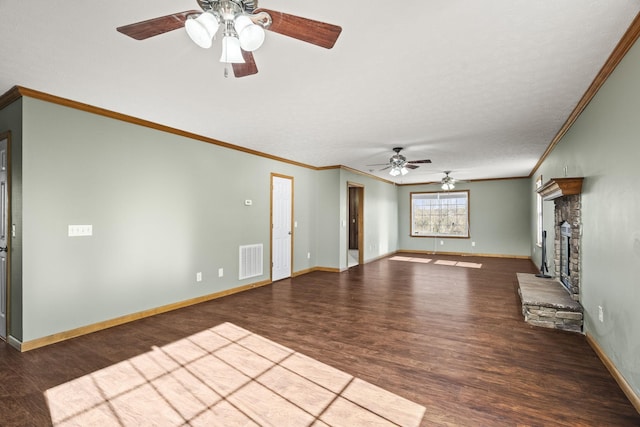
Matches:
[536,175,543,247]
[411,191,469,238]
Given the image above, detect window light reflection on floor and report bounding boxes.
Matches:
[45,322,426,426]
[390,256,482,269]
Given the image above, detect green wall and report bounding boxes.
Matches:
[21,98,275,340]
[531,37,640,396]
[397,179,531,257]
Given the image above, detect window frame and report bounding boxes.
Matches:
[410,190,470,238]
[535,175,543,247]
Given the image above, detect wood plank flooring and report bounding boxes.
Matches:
[1,254,639,426]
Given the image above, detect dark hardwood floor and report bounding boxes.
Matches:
[1,254,639,426]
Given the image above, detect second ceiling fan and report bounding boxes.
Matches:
[117,0,342,78]
[440,171,468,190]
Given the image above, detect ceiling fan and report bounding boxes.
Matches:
[368,147,432,177]
[441,171,466,190]
[116,0,342,78]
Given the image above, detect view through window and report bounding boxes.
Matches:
[410,191,469,237]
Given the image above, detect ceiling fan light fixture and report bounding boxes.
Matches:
[442,182,455,191]
[400,167,409,176]
[220,35,245,63]
[389,167,401,177]
[235,15,265,52]
[185,12,220,49]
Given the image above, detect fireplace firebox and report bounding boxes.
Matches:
[560,221,571,291]
[553,194,581,301]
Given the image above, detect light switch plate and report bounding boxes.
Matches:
[68,225,92,237]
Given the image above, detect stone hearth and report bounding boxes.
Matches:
[517,273,583,333]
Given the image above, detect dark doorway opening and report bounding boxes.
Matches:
[347,183,364,267]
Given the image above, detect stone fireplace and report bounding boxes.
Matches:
[516,178,584,333]
[554,195,581,301]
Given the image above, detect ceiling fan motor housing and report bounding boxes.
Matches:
[390,147,407,167]
[197,0,258,14]
[390,154,407,167]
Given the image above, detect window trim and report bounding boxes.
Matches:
[410,190,470,238]
[535,175,543,247]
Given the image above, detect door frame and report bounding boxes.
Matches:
[347,182,364,266]
[270,173,294,281]
[0,131,11,342]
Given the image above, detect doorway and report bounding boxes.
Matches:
[347,183,364,268]
[271,174,293,281]
[0,133,10,341]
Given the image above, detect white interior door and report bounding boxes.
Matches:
[0,137,8,340]
[272,175,292,282]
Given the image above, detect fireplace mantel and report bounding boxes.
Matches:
[537,178,583,201]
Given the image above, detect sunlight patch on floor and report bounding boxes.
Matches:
[453,261,483,269]
[390,256,432,263]
[45,322,425,426]
[391,256,482,269]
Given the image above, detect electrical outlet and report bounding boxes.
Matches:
[472,241,476,247]
[196,272,202,282]
[307,252,311,259]
[218,268,224,278]
[598,305,604,322]
[440,240,444,245]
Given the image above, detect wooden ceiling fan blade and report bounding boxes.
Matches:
[232,50,259,77]
[406,164,420,170]
[255,8,342,49]
[117,10,200,40]
[407,159,432,164]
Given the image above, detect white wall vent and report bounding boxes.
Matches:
[239,244,263,280]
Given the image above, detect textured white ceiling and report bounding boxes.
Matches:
[1,0,639,184]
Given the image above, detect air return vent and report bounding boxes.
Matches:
[239,244,263,280]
